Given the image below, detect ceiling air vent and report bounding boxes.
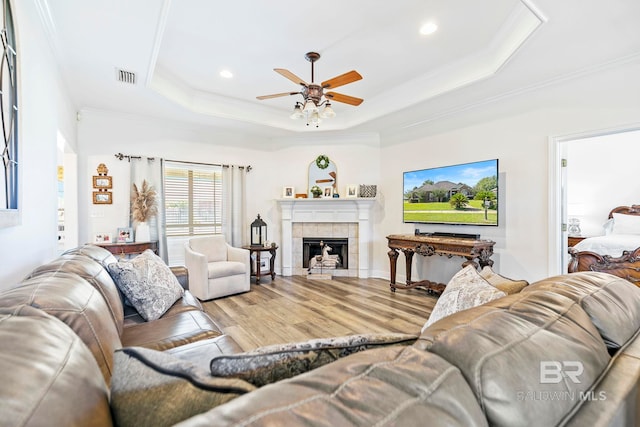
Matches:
[116,68,136,85]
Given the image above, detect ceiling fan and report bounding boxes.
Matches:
[257,52,363,126]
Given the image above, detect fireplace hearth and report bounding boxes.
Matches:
[303,238,348,269]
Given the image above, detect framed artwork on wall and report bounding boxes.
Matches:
[93,191,112,204]
[92,175,112,189]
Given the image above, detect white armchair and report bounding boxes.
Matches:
[184,235,250,300]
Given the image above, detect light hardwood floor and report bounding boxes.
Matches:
[201,275,437,351]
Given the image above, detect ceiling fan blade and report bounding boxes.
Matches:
[274,68,308,86]
[256,92,300,100]
[325,92,364,106]
[321,70,362,89]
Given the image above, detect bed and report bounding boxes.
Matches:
[568,205,640,284]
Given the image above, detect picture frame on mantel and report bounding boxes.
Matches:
[282,186,294,198]
[346,184,358,198]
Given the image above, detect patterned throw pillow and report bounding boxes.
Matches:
[210,333,417,387]
[107,250,184,321]
[422,265,506,332]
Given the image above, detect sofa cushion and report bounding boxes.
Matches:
[0,305,112,426]
[179,346,487,427]
[479,266,528,294]
[107,250,184,321]
[121,309,223,351]
[209,333,417,387]
[27,254,125,335]
[111,347,255,427]
[417,290,611,427]
[167,335,244,372]
[208,261,246,279]
[523,271,640,350]
[422,265,506,331]
[0,272,122,385]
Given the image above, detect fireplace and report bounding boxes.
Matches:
[277,198,376,278]
[302,238,349,270]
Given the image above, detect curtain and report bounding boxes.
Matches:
[130,157,168,262]
[222,165,247,247]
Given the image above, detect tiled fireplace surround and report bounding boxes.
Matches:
[277,198,376,278]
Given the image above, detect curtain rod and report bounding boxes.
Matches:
[114,153,251,172]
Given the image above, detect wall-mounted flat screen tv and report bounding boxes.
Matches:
[403,159,498,226]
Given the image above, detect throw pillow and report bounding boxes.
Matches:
[107,249,184,321]
[111,347,255,427]
[210,333,417,387]
[479,266,528,295]
[611,213,640,235]
[422,265,506,332]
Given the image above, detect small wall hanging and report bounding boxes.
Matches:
[92,163,113,204]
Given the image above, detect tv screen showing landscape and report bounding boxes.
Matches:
[403,159,498,226]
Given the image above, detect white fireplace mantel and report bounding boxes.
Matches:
[277,198,376,278]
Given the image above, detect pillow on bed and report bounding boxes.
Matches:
[611,213,640,235]
[603,218,614,235]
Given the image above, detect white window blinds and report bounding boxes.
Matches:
[164,161,223,236]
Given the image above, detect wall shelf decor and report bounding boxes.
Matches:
[92,163,112,204]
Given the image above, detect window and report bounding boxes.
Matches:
[0,0,19,227]
[164,161,223,236]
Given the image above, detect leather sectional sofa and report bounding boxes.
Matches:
[1,244,640,426]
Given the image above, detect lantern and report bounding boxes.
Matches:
[250,214,267,246]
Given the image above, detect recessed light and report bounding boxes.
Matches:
[419,22,438,36]
[220,69,233,79]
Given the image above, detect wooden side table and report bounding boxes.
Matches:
[242,245,277,284]
[95,241,159,257]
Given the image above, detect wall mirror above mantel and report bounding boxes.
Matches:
[308,155,337,198]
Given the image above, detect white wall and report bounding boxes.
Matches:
[3,1,639,289]
[566,130,640,237]
[77,110,381,272]
[76,58,640,286]
[376,58,640,284]
[0,0,78,288]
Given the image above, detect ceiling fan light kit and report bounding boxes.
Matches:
[257,52,363,128]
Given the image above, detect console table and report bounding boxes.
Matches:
[242,245,278,284]
[95,241,159,257]
[386,234,495,295]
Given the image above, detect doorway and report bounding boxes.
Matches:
[57,131,79,252]
[549,125,640,275]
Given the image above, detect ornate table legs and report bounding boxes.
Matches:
[388,248,445,296]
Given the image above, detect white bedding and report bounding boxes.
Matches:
[573,234,640,257]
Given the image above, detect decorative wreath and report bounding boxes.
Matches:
[315,154,330,169]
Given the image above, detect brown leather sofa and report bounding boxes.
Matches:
[1,244,640,426]
[0,244,241,382]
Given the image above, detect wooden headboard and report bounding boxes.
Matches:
[608,205,640,219]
